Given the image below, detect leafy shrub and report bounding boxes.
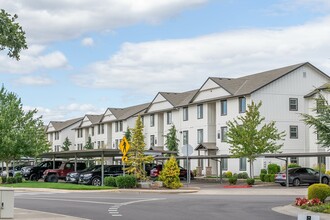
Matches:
[267,164,280,174]
[326,171,330,176]
[260,174,266,182]
[246,178,255,185]
[308,184,330,202]
[14,173,23,183]
[1,176,7,184]
[260,169,267,175]
[6,177,15,184]
[193,169,197,177]
[237,172,249,179]
[264,174,275,182]
[228,176,237,185]
[159,156,183,189]
[104,176,117,187]
[313,164,326,174]
[0,177,2,184]
[288,163,301,169]
[115,175,136,188]
[225,171,232,178]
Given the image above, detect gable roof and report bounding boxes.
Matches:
[47,117,83,133]
[304,83,330,98]
[105,103,150,121]
[192,62,330,103]
[145,89,199,113]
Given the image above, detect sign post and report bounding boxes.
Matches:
[119,136,130,176]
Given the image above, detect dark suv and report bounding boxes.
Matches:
[43,161,86,182]
[66,165,101,184]
[25,160,63,181]
[79,165,123,186]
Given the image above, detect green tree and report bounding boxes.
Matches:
[84,136,94,149]
[124,127,132,142]
[159,156,182,189]
[0,86,49,177]
[301,91,330,147]
[62,137,72,151]
[126,115,153,181]
[0,9,27,60]
[226,101,285,177]
[165,125,179,155]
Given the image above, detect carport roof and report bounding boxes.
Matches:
[40,148,177,159]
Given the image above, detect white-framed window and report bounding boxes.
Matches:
[239,158,247,171]
[167,111,172,125]
[183,107,188,121]
[290,125,298,139]
[55,145,60,152]
[77,144,83,150]
[150,135,155,147]
[183,131,189,146]
[141,116,144,125]
[221,100,227,116]
[221,126,228,142]
[114,139,119,149]
[221,158,228,171]
[119,121,123,132]
[197,104,203,119]
[197,129,203,144]
[150,114,155,127]
[115,122,119,132]
[77,129,83,138]
[54,132,59,140]
[239,97,246,113]
[91,127,94,136]
[101,124,105,134]
[289,98,298,111]
[290,157,298,164]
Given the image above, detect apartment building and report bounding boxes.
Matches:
[46,62,330,176]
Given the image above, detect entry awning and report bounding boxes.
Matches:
[195,142,218,151]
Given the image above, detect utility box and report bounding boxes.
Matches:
[0,188,14,219]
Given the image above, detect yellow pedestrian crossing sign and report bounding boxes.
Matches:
[119,136,130,156]
[122,155,128,162]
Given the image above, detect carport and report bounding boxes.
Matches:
[153,151,330,187]
[40,148,172,185]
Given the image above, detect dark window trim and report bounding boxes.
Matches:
[290,125,298,139]
[289,98,298,111]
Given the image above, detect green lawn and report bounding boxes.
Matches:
[0,181,115,190]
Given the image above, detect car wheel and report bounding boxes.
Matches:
[280,183,286,187]
[322,177,329,185]
[30,174,38,181]
[47,174,58,183]
[92,177,101,186]
[293,178,300,186]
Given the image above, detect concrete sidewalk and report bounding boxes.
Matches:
[14,208,87,220]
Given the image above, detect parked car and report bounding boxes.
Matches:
[1,164,26,177]
[66,165,102,184]
[43,161,86,182]
[275,167,330,186]
[79,165,123,186]
[25,160,63,181]
[150,164,194,180]
[21,165,34,178]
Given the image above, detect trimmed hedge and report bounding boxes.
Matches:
[104,176,117,187]
[308,183,330,202]
[260,174,266,182]
[288,163,301,169]
[237,172,249,179]
[224,171,232,178]
[247,178,255,185]
[268,164,280,174]
[228,176,237,185]
[260,169,267,175]
[264,174,275,182]
[115,175,137,188]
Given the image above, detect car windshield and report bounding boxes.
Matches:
[84,165,101,172]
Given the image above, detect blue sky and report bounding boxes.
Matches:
[1,0,330,123]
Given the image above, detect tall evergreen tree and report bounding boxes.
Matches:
[124,127,132,142]
[301,90,330,147]
[126,115,153,181]
[84,136,94,149]
[62,137,72,151]
[226,101,285,177]
[165,124,179,155]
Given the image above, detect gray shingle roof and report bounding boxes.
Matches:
[304,83,330,98]
[160,89,199,107]
[107,103,150,120]
[210,63,308,97]
[48,117,83,133]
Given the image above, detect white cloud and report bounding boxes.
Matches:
[14,75,55,86]
[81,37,94,47]
[72,15,330,94]
[0,45,68,74]
[24,103,105,124]
[269,0,330,15]
[2,0,207,44]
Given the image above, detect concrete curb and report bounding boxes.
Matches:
[272,204,330,220]
[117,187,200,194]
